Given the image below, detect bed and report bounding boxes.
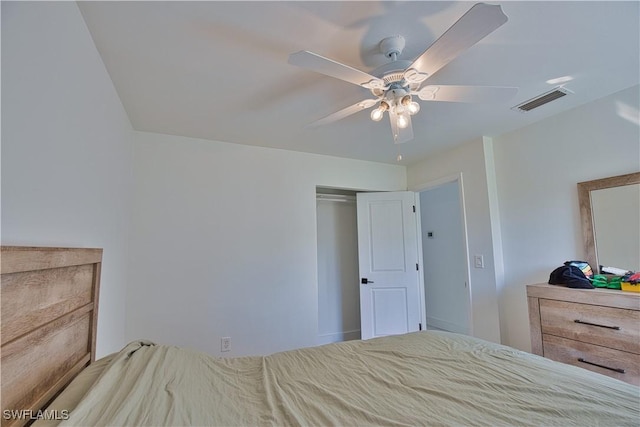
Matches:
[2,246,639,426]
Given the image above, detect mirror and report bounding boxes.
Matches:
[578,172,640,273]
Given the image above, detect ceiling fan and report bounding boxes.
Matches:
[288,3,517,144]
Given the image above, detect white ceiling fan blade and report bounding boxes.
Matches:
[388,110,414,144]
[289,51,384,88]
[408,3,508,79]
[307,99,378,128]
[417,85,517,103]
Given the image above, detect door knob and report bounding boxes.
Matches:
[361,278,374,284]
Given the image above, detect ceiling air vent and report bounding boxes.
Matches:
[512,87,572,112]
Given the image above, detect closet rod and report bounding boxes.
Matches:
[316,194,356,203]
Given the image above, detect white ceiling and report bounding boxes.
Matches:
[78,1,640,165]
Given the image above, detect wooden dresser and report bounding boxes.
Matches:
[527,283,640,385]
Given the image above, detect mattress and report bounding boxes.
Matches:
[45,331,639,426]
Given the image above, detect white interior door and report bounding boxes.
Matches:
[357,191,421,340]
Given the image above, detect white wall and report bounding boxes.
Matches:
[492,85,640,351]
[1,2,133,356]
[128,131,406,356]
[407,139,501,343]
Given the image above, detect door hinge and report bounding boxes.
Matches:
[416,263,419,271]
[419,323,423,331]
[412,205,416,213]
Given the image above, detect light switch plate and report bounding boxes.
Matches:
[474,255,484,268]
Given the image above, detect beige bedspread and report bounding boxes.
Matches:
[62,331,639,426]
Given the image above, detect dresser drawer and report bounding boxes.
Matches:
[543,334,640,385]
[540,299,640,354]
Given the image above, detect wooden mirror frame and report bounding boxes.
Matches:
[577,171,640,272]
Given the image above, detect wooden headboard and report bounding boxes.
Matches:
[1,246,102,427]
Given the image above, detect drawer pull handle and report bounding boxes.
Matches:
[574,319,620,330]
[578,358,626,374]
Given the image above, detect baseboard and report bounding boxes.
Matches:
[317,329,361,345]
[426,316,467,334]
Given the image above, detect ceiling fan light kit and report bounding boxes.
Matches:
[288,3,518,146]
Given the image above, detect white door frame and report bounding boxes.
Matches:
[411,173,473,336]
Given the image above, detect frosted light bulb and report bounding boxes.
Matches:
[408,102,420,115]
[397,115,409,129]
[370,107,384,122]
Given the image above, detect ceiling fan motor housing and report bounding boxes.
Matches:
[385,84,409,102]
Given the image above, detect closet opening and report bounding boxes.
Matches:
[316,187,361,344]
